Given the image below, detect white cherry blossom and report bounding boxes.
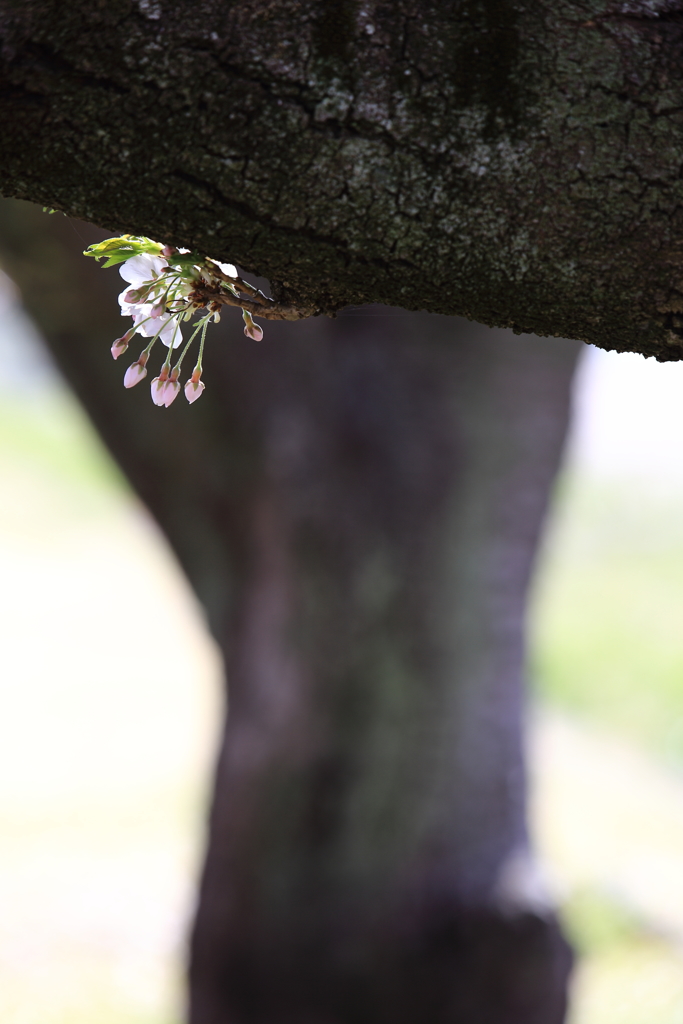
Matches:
[89,235,261,410]
[120,303,182,347]
[157,316,183,349]
[119,253,168,286]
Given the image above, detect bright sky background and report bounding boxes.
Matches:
[568,344,683,485]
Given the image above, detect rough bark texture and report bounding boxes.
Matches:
[0,198,578,1023]
[1,1,683,356]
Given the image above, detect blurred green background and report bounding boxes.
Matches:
[1,277,683,1024]
[530,347,683,1024]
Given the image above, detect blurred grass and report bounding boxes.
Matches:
[564,890,683,1024]
[564,889,645,956]
[531,476,683,766]
[0,391,124,498]
[0,373,218,1024]
[530,476,683,1024]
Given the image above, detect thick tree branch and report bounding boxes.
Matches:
[190,273,318,321]
[2,1,683,356]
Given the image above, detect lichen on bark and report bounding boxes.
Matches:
[1,0,683,357]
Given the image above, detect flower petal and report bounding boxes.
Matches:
[160,318,183,348]
[134,309,171,337]
[163,380,181,406]
[244,320,264,341]
[150,376,167,406]
[123,362,147,388]
[119,253,168,285]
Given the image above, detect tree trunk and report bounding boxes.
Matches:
[0,1,682,355]
[188,312,579,1024]
[0,198,579,1023]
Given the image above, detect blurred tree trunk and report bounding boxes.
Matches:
[0,198,580,1023]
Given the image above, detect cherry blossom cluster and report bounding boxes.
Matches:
[85,236,265,407]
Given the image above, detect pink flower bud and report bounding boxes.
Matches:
[160,245,177,258]
[163,380,181,406]
[184,379,205,404]
[125,284,154,303]
[150,302,166,318]
[150,376,167,406]
[123,360,148,388]
[111,327,135,360]
[243,319,263,341]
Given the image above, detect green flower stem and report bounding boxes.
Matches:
[160,317,184,372]
[172,312,212,375]
[193,317,209,377]
[139,315,178,364]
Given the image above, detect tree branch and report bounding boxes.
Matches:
[2,1,683,356]
[192,270,318,321]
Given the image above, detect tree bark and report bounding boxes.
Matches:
[0,1,683,356]
[0,198,578,1023]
